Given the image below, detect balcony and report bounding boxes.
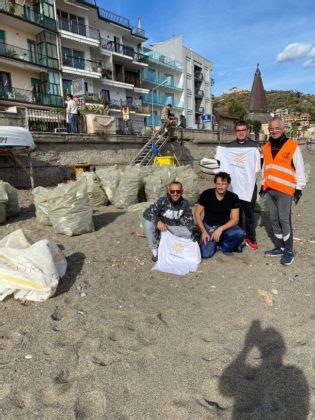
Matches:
[62,54,99,73]
[100,40,134,58]
[58,18,99,40]
[146,115,161,126]
[194,72,203,81]
[0,0,57,32]
[141,48,183,72]
[141,70,183,90]
[0,41,59,70]
[142,94,183,109]
[82,94,149,114]
[195,89,204,98]
[0,85,63,107]
[98,8,145,37]
[195,106,204,114]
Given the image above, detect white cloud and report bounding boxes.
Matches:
[304,59,315,68]
[277,43,312,62]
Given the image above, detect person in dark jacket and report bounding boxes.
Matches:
[143,181,194,261]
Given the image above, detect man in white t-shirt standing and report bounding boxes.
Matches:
[215,120,261,250]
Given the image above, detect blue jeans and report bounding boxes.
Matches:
[69,114,78,133]
[200,223,244,258]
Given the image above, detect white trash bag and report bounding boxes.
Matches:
[79,171,109,207]
[33,186,51,226]
[0,181,19,218]
[48,177,94,236]
[153,230,201,275]
[0,229,67,302]
[96,165,122,203]
[112,166,142,209]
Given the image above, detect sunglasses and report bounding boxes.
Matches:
[169,189,182,194]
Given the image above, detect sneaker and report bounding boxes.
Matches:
[151,255,158,262]
[265,247,285,257]
[235,241,245,253]
[280,251,294,266]
[151,250,158,262]
[245,238,258,250]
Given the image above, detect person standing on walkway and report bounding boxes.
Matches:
[194,172,244,258]
[215,120,261,250]
[66,94,78,133]
[261,117,306,266]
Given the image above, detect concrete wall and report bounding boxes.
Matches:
[0,129,235,188]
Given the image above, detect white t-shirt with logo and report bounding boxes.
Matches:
[153,231,201,275]
[215,146,261,202]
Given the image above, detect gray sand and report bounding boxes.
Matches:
[0,151,314,419]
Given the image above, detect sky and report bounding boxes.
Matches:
[98,0,315,97]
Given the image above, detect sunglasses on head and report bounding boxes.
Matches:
[169,189,182,194]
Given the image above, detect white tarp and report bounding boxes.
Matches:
[0,126,35,149]
[0,229,67,302]
[153,231,201,275]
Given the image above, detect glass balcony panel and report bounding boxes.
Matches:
[0,85,63,106]
[0,41,58,69]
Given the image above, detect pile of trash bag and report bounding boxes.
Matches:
[0,181,20,224]
[112,165,143,209]
[96,165,122,203]
[33,186,51,226]
[0,229,67,302]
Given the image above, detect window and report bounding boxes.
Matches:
[27,40,37,64]
[63,79,73,96]
[0,72,12,99]
[101,89,110,102]
[62,47,85,69]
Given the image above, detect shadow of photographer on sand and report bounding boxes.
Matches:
[219,320,310,419]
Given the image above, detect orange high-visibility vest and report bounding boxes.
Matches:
[263,139,297,196]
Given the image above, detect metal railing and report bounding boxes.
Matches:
[62,54,99,72]
[0,0,57,31]
[141,71,183,90]
[100,40,134,58]
[142,94,183,109]
[98,8,145,36]
[195,89,204,97]
[27,108,86,133]
[82,95,149,114]
[141,50,183,71]
[58,18,99,39]
[194,72,203,81]
[0,41,59,69]
[0,86,63,107]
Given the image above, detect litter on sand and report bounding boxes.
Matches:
[258,289,274,307]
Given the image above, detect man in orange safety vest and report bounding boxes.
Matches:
[260,117,306,266]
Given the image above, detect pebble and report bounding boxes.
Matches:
[80,292,86,298]
[271,289,279,295]
[25,354,32,359]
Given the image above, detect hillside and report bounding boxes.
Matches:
[213,90,315,121]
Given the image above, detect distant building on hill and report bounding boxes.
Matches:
[248,64,270,123]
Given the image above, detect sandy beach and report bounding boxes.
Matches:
[0,150,314,419]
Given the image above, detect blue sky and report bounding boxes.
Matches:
[98,0,315,96]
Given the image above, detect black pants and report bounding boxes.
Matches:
[239,185,257,242]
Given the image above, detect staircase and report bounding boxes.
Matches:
[132,132,171,166]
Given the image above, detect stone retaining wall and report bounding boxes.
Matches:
[0,130,235,188]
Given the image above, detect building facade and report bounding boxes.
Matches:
[0,0,63,108]
[148,36,213,129]
[56,0,150,133]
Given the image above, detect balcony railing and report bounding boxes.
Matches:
[0,0,57,32]
[82,94,149,114]
[141,71,183,90]
[0,85,63,107]
[141,48,183,72]
[195,89,204,97]
[0,41,59,70]
[194,72,203,81]
[146,116,161,126]
[58,18,99,40]
[62,54,99,72]
[195,106,204,114]
[100,40,134,58]
[98,8,145,37]
[142,94,183,109]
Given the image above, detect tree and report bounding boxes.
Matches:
[252,120,262,136]
[227,99,246,118]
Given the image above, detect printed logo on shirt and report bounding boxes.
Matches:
[232,153,246,167]
[163,209,184,219]
[171,241,185,258]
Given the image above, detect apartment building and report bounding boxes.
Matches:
[56,0,150,132]
[148,35,213,129]
[284,112,311,128]
[0,0,63,108]
[140,47,184,127]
